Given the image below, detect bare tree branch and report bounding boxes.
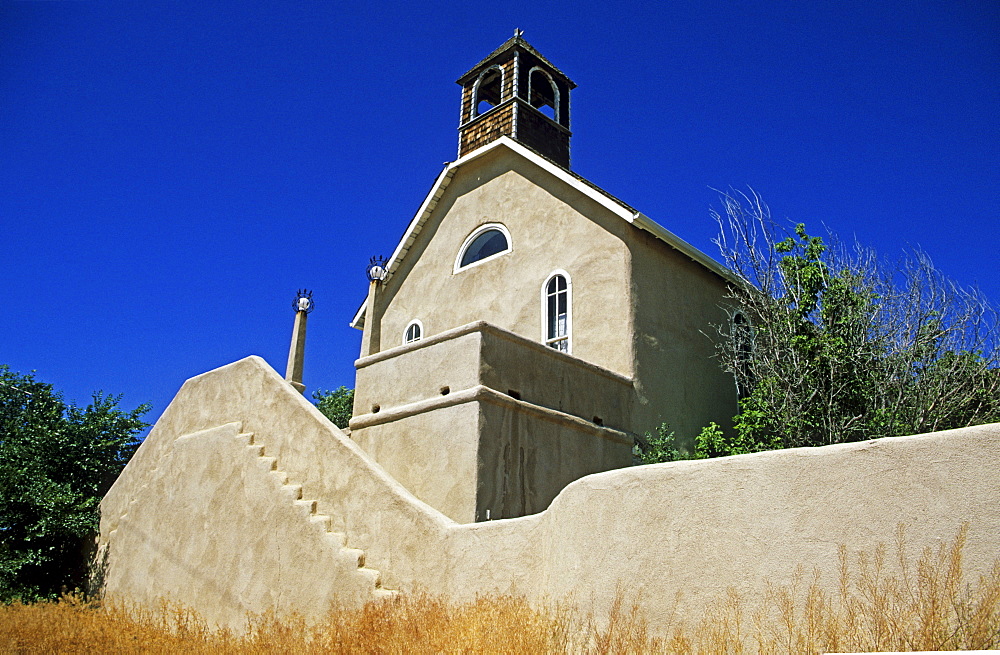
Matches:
[708,189,1000,449]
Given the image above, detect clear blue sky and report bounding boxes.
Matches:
[2,0,997,428]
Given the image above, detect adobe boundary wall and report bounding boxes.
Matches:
[97,356,1000,632]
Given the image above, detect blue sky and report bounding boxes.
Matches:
[1,0,997,427]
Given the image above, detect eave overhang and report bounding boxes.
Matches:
[350,136,735,329]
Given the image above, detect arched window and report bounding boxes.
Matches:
[403,319,423,345]
[455,223,511,272]
[527,67,559,122]
[472,65,504,117]
[542,271,571,353]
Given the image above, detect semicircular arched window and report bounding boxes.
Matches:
[455,224,511,271]
[403,319,423,345]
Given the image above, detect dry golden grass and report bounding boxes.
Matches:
[668,524,1000,654]
[1,526,997,653]
[0,593,580,654]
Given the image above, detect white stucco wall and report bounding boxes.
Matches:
[349,321,635,523]
[359,143,738,443]
[628,225,739,441]
[99,357,1000,633]
[371,146,635,378]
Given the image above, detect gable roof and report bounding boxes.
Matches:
[350,136,733,329]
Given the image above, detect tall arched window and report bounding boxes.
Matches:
[542,271,571,353]
[403,319,423,345]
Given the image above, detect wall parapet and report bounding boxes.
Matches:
[353,320,634,433]
[356,320,630,383]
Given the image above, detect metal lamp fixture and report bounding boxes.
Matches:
[293,289,315,314]
[367,256,389,282]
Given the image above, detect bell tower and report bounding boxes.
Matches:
[456,30,576,168]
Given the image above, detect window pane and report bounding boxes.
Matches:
[405,323,421,343]
[547,293,558,339]
[460,230,508,268]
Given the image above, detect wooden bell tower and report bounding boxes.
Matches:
[456,30,576,168]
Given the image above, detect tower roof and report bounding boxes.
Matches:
[456,31,576,88]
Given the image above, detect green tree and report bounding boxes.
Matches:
[633,424,685,464]
[709,189,1000,453]
[312,386,354,429]
[0,365,149,601]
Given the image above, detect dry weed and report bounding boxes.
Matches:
[1,525,997,653]
[717,523,1000,654]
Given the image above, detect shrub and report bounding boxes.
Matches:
[311,386,354,429]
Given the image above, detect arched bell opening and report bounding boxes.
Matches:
[528,67,559,123]
[472,65,504,118]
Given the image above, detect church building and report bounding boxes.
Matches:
[96,34,996,634]
[347,32,738,524]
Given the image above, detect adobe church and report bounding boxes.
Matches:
[96,34,998,633]
[347,32,736,523]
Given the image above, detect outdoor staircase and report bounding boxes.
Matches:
[236,431,397,600]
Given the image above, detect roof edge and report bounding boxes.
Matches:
[350,164,457,329]
[456,35,576,87]
[631,212,737,284]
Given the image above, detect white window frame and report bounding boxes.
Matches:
[454,223,512,273]
[471,65,505,118]
[541,270,572,353]
[403,319,424,345]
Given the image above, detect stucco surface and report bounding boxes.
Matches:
[351,402,481,523]
[99,356,1000,634]
[353,328,483,415]
[627,226,739,441]
[97,421,391,631]
[350,322,635,522]
[354,322,634,431]
[476,399,634,521]
[360,143,737,443]
[372,146,634,377]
